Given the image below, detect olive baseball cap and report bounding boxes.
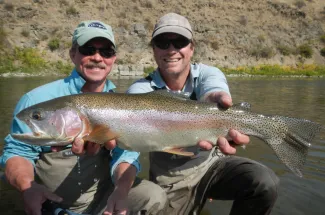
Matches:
[72,20,116,48]
[152,13,193,40]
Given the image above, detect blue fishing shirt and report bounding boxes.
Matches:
[0,69,141,177]
[127,63,230,96]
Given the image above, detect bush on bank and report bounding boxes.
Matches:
[221,64,325,77]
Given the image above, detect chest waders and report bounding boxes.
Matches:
[35,148,114,214]
[144,75,225,215]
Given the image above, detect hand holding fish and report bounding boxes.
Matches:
[103,187,128,215]
[198,91,250,154]
[22,181,62,215]
[70,138,117,155]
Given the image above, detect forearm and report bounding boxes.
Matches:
[113,162,136,192]
[5,156,34,192]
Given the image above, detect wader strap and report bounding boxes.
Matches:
[145,75,197,100]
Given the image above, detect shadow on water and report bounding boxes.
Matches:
[1,76,325,214]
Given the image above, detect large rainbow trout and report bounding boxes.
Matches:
[12,91,322,177]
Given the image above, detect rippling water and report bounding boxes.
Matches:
[0,76,324,215]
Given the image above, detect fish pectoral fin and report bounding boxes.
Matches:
[83,125,119,145]
[162,147,195,157]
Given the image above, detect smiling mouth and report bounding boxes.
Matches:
[164,59,180,62]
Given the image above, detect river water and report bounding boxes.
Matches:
[0,76,324,215]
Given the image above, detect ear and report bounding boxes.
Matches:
[69,48,77,64]
[110,55,117,64]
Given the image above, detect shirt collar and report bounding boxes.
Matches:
[149,63,199,91]
[67,68,116,94]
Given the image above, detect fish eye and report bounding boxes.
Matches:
[31,111,42,120]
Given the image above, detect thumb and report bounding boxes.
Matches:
[44,191,63,203]
[104,139,117,150]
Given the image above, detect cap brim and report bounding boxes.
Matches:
[77,28,115,48]
[152,26,192,40]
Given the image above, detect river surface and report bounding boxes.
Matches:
[0,76,324,215]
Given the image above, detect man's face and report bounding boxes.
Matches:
[152,33,194,77]
[70,37,116,83]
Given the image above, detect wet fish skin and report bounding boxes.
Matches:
[12,91,323,177]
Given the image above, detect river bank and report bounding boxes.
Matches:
[1,64,325,78]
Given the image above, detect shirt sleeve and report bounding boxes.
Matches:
[197,65,231,100]
[0,94,42,168]
[108,79,153,182]
[110,147,141,183]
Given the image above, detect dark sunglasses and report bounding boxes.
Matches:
[152,37,191,50]
[78,46,116,58]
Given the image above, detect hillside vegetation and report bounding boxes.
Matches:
[0,0,325,72]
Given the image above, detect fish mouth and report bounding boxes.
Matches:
[11,132,73,146]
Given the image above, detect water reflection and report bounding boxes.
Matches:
[0,76,325,215]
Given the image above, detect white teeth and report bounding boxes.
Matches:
[165,59,179,62]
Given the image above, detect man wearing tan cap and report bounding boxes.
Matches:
[126,13,280,215]
[0,20,166,215]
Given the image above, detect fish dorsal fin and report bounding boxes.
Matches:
[151,90,191,100]
[83,125,119,145]
[232,102,251,111]
[162,147,195,157]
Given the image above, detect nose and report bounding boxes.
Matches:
[166,44,178,53]
[90,51,103,61]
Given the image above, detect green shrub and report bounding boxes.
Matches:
[277,45,293,56]
[238,16,248,26]
[297,44,313,58]
[48,38,60,51]
[143,66,155,76]
[13,47,47,72]
[51,60,73,75]
[294,0,306,9]
[250,46,274,58]
[320,35,325,43]
[320,48,325,57]
[210,41,219,50]
[4,3,14,11]
[0,22,6,49]
[66,6,78,16]
[21,29,30,37]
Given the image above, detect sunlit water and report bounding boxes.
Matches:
[0,76,324,215]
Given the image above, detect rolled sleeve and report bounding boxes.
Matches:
[110,147,141,182]
[197,66,230,100]
[0,94,42,168]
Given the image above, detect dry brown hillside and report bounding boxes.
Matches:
[1,0,325,68]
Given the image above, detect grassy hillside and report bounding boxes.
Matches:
[0,0,325,72]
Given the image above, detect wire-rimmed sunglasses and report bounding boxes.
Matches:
[78,46,116,58]
[152,36,191,50]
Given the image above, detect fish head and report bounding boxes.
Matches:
[12,104,85,146]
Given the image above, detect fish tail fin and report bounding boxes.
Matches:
[266,117,322,177]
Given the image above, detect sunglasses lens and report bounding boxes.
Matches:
[100,49,116,58]
[153,37,190,50]
[173,38,190,49]
[79,46,96,56]
[78,46,115,58]
[153,39,170,50]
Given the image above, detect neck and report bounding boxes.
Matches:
[82,81,105,93]
[160,65,191,91]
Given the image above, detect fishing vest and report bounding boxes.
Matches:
[145,75,224,214]
[144,74,221,184]
[35,148,113,214]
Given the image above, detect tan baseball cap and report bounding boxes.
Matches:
[152,13,193,40]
